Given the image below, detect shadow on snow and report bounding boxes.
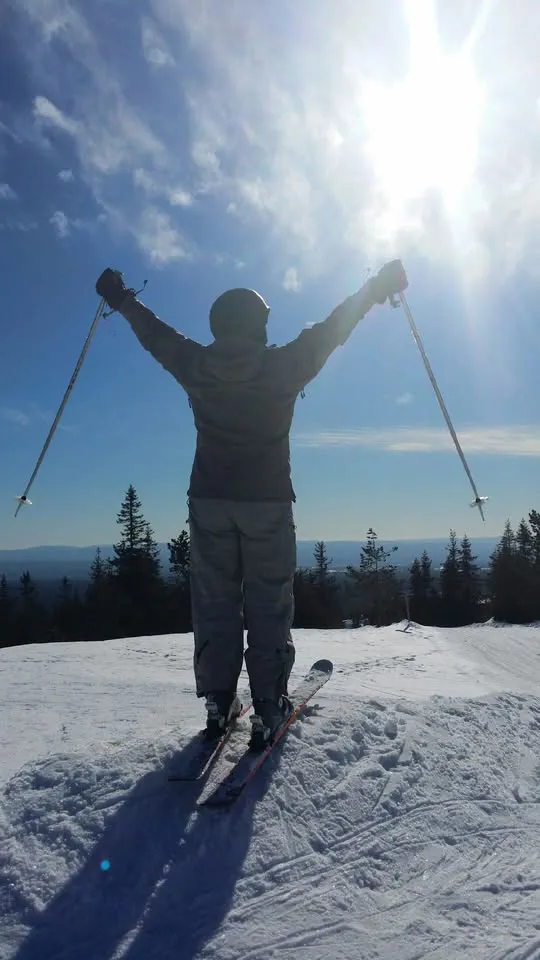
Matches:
[10,734,281,960]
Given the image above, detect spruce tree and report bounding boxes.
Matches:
[0,574,14,647]
[409,550,436,623]
[488,521,523,622]
[457,535,481,623]
[16,571,47,644]
[53,577,84,641]
[529,510,540,569]
[439,531,462,625]
[168,531,191,587]
[346,529,401,626]
[312,541,341,628]
[85,547,113,640]
[166,530,192,632]
[109,485,164,637]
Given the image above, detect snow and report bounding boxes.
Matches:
[2,623,540,959]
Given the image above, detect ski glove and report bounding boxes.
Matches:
[369,259,408,305]
[95,268,136,311]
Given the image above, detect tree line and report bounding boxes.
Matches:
[1,486,540,648]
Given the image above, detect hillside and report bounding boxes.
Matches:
[2,623,540,959]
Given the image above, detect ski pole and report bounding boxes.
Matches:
[15,297,107,517]
[397,290,488,521]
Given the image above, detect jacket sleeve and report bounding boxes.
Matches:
[278,282,375,391]
[119,296,202,391]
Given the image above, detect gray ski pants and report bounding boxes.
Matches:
[189,498,296,702]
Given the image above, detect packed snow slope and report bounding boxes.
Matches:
[2,623,540,960]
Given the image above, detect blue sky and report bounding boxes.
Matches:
[1,0,539,549]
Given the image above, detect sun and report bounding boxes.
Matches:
[362,0,485,239]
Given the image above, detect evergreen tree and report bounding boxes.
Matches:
[311,541,342,628]
[457,535,481,623]
[85,547,112,640]
[15,571,47,644]
[529,509,540,569]
[293,567,325,628]
[53,577,84,641]
[166,530,192,632]
[488,521,524,622]
[409,550,437,623]
[0,574,15,647]
[346,529,401,626]
[168,531,191,587]
[111,485,149,573]
[109,485,165,636]
[489,518,538,622]
[439,531,462,625]
[143,523,162,579]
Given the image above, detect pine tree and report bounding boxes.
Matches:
[111,485,149,573]
[109,486,165,637]
[0,574,14,647]
[168,531,190,586]
[293,568,317,627]
[488,521,526,622]
[85,547,113,640]
[529,509,540,569]
[409,550,437,623]
[439,531,461,625]
[166,530,192,632]
[346,529,401,626]
[489,517,538,622]
[311,541,341,628]
[457,535,481,623]
[53,577,84,641]
[15,571,47,644]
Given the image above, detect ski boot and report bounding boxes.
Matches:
[249,696,293,752]
[204,691,242,741]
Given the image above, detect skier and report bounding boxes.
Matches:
[95,259,408,748]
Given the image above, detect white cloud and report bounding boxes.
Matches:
[136,207,192,265]
[293,426,540,457]
[58,168,74,182]
[0,183,17,200]
[283,267,301,292]
[50,210,70,238]
[133,169,192,207]
[396,392,413,406]
[13,0,540,282]
[169,188,192,207]
[141,16,175,67]
[0,219,38,232]
[0,407,30,427]
[34,96,78,135]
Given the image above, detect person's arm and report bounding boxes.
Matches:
[95,269,201,389]
[279,260,408,391]
[279,282,376,390]
[119,296,201,387]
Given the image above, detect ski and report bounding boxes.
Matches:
[201,659,333,807]
[168,700,252,782]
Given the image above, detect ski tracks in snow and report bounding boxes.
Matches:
[219,693,540,960]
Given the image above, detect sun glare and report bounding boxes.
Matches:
[362,0,484,238]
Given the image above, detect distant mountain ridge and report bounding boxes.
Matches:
[0,537,500,582]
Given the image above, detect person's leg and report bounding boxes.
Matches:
[235,502,296,704]
[188,498,244,701]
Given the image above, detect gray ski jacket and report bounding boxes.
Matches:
[120,284,375,502]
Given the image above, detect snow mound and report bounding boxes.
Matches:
[2,625,540,959]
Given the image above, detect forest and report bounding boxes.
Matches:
[1,485,540,647]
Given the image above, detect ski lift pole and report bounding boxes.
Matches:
[397,290,488,521]
[15,297,107,517]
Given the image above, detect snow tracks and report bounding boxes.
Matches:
[2,693,540,959]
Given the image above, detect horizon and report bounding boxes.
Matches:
[0,533,503,553]
[2,2,539,549]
